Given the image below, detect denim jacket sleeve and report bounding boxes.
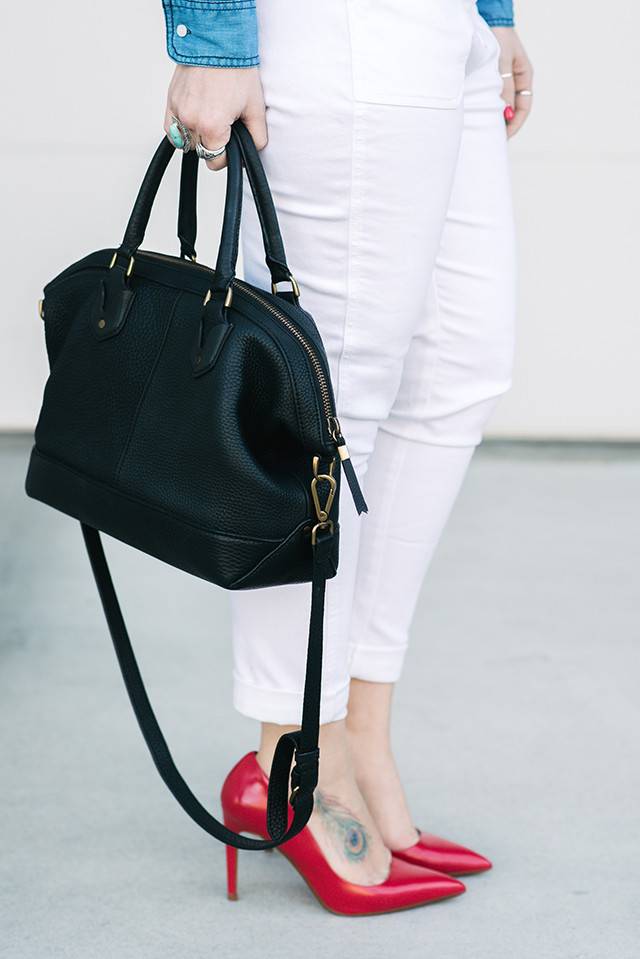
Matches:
[162,1,259,67]
[161,1,514,68]
[475,0,514,27]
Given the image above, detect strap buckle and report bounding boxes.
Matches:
[109,251,135,278]
[311,456,336,545]
[203,287,233,308]
[271,273,301,299]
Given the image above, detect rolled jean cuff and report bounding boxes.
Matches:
[233,675,350,726]
[348,643,408,684]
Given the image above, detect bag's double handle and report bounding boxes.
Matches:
[117,122,292,291]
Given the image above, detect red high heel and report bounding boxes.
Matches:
[392,831,492,876]
[220,752,465,916]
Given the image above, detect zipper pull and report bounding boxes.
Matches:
[328,418,368,515]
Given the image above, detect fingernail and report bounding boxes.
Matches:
[504,105,515,121]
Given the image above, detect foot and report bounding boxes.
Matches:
[257,722,391,886]
[346,679,421,851]
[346,733,421,851]
[307,777,391,886]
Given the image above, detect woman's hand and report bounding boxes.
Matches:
[491,27,533,138]
[164,65,267,170]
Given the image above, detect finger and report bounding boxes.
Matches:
[497,43,516,121]
[508,59,534,137]
[241,109,269,152]
[508,89,533,138]
[500,73,516,121]
[165,112,194,154]
[204,147,228,172]
[164,105,173,141]
[165,102,183,148]
[179,112,228,170]
[199,127,230,171]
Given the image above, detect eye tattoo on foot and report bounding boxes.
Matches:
[314,791,370,863]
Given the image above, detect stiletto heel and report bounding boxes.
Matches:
[221,752,466,916]
[225,843,238,900]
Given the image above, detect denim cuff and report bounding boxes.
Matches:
[480,17,515,27]
[476,0,514,28]
[162,1,259,67]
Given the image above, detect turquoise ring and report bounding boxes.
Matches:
[169,115,190,153]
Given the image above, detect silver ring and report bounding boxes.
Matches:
[515,90,533,96]
[500,72,513,79]
[195,142,227,161]
[169,116,191,154]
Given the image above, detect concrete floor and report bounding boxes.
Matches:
[1,435,639,959]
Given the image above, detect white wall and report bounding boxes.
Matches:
[491,0,640,439]
[2,0,638,437]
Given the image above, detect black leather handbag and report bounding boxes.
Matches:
[25,120,366,850]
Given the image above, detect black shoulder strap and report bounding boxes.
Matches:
[81,522,332,850]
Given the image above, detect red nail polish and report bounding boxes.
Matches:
[504,105,515,121]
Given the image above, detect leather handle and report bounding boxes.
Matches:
[118,139,174,259]
[231,121,290,285]
[209,133,245,294]
[178,150,199,260]
[178,122,290,287]
[118,124,291,288]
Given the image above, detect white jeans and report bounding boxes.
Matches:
[230,0,517,724]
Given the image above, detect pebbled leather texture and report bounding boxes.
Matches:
[26,122,341,590]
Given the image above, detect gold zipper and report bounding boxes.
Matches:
[232,279,334,424]
[139,250,217,276]
[137,254,337,437]
[98,249,365,507]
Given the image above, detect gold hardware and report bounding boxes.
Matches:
[203,288,233,308]
[327,416,341,443]
[290,785,300,803]
[109,252,135,277]
[190,254,197,262]
[337,443,351,462]
[311,455,337,523]
[311,520,334,546]
[271,274,301,299]
[98,319,106,329]
[195,355,201,365]
[38,299,44,319]
[313,456,335,480]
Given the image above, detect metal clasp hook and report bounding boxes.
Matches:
[311,456,336,545]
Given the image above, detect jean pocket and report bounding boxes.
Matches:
[348,0,474,107]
